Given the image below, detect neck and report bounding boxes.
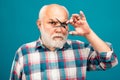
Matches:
[43,44,56,51]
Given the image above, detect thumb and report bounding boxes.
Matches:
[69,31,79,35]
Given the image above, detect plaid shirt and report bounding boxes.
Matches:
[10,38,118,80]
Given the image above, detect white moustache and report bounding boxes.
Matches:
[52,34,65,40]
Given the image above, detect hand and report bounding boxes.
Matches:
[67,11,91,36]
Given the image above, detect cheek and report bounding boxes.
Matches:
[49,30,55,36]
[64,31,68,36]
[63,26,69,35]
[44,26,54,36]
[66,26,69,30]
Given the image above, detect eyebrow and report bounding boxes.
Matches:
[49,18,67,23]
[49,19,57,22]
[56,18,68,24]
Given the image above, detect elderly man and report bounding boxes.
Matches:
[10,4,118,80]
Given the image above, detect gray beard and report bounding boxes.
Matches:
[40,26,68,49]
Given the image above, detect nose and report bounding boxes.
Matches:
[55,27,63,33]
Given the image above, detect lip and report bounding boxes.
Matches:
[53,36,63,40]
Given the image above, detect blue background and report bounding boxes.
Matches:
[0,0,120,80]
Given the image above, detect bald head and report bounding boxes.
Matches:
[39,4,69,20]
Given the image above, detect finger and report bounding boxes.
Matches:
[69,18,75,25]
[80,11,86,20]
[69,18,73,23]
[69,17,81,27]
[69,14,81,25]
[72,14,81,21]
[76,19,84,25]
[66,20,70,24]
[69,31,79,35]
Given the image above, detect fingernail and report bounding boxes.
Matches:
[70,19,73,22]
[69,32,72,34]
[66,20,70,24]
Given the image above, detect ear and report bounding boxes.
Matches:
[36,19,41,29]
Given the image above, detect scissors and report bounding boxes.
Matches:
[56,18,68,30]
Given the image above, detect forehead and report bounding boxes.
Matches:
[44,6,68,21]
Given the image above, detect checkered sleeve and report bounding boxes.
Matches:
[10,47,23,80]
[87,42,118,71]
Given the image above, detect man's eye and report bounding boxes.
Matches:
[49,22,57,25]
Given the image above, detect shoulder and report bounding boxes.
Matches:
[16,40,37,55]
[21,41,37,48]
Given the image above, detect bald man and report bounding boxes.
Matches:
[10,4,118,80]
